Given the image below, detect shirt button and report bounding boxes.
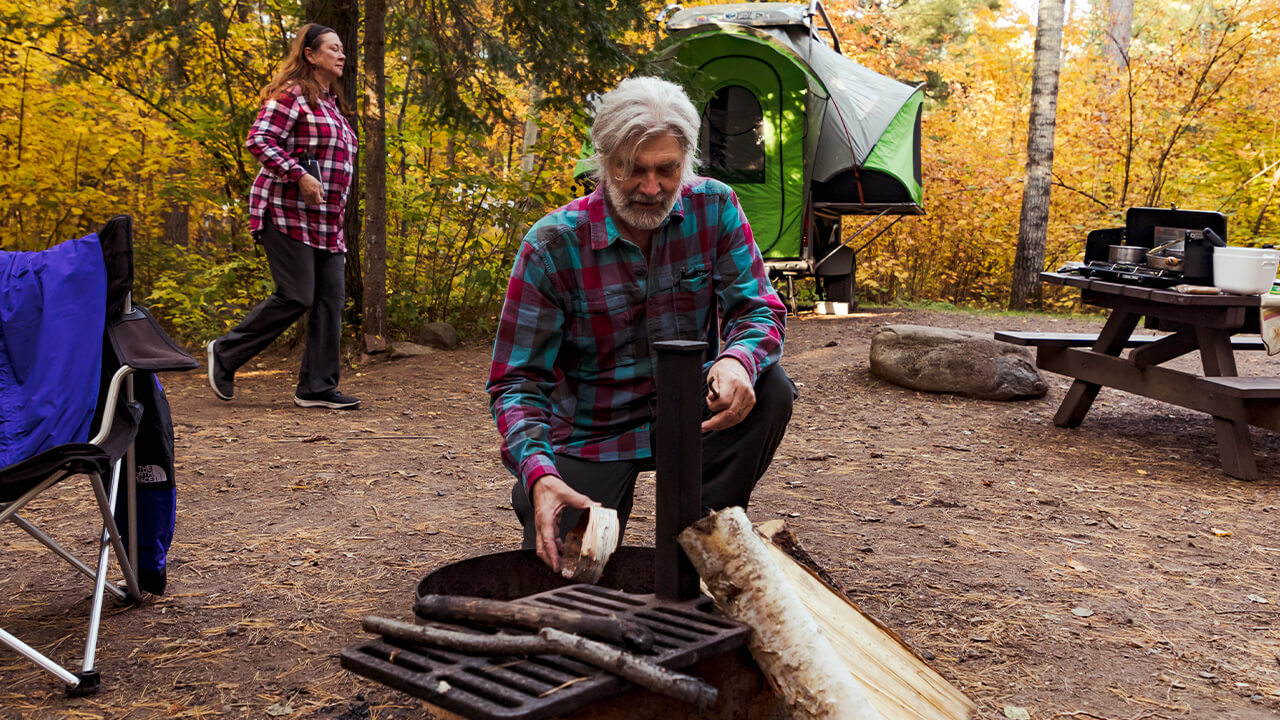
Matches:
[636,268,647,277]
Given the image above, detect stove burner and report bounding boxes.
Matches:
[1080,260,1184,287]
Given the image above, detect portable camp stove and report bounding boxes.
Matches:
[1075,206,1228,288]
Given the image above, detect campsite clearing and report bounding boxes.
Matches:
[1,307,1278,719]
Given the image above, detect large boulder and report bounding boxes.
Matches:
[869,324,1047,400]
[413,321,459,350]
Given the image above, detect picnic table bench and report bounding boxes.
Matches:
[994,330,1267,351]
[998,272,1280,480]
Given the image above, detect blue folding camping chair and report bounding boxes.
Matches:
[0,216,197,695]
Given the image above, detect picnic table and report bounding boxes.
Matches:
[996,271,1280,480]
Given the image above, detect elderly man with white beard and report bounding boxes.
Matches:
[487,76,796,572]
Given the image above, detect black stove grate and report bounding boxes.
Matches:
[1080,260,1185,288]
[340,584,749,720]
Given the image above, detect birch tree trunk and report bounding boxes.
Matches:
[361,0,388,353]
[1009,0,1067,310]
[520,84,543,188]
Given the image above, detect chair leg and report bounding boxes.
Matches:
[9,514,129,601]
[70,463,143,696]
[0,626,81,687]
[89,464,143,602]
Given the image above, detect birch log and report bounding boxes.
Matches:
[678,507,885,720]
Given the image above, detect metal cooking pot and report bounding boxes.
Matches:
[1109,244,1147,264]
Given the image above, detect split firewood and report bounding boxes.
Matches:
[363,616,717,710]
[559,505,620,583]
[678,507,885,720]
[414,594,654,652]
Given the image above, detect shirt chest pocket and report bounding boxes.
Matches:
[655,266,712,342]
[567,288,639,369]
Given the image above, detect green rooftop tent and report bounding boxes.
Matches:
[658,1,924,308]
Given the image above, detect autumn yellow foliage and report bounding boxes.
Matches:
[3,0,1280,338]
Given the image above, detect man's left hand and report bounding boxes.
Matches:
[702,357,754,433]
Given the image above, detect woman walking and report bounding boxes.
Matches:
[207,23,360,409]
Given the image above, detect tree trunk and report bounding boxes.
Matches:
[303,0,363,324]
[520,84,543,179]
[1009,0,1067,310]
[361,0,387,353]
[1104,0,1134,71]
[163,204,189,246]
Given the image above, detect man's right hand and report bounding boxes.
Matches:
[299,174,324,206]
[530,474,598,573]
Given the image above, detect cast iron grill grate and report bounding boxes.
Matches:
[340,584,749,720]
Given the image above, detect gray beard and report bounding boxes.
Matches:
[604,180,677,232]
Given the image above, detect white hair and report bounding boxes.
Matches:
[588,76,700,186]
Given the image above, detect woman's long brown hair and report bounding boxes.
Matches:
[260,23,352,115]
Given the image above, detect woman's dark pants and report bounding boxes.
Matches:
[214,218,345,396]
[511,363,797,549]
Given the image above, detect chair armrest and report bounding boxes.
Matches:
[107,306,198,373]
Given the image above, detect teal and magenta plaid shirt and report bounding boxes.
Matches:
[487,178,787,494]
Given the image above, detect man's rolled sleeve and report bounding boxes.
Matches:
[487,235,566,496]
[713,190,787,384]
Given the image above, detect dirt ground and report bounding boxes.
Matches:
[3,307,1279,720]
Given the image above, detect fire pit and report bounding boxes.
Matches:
[340,547,780,719]
[341,342,784,719]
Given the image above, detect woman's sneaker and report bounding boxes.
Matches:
[294,389,361,410]
[206,340,234,401]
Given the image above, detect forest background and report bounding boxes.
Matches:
[2,0,1279,346]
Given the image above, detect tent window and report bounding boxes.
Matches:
[699,85,765,184]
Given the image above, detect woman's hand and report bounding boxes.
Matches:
[298,174,324,206]
[530,474,598,573]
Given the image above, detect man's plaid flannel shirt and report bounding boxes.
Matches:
[487,178,787,495]
[246,85,356,252]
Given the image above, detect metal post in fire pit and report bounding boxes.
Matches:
[654,340,706,601]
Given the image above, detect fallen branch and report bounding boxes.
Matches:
[362,616,717,710]
[413,594,654,652]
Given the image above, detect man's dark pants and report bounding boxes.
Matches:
[511,363,797,549]
[214,216,345,396]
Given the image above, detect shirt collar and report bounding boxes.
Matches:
[587,182,688,251]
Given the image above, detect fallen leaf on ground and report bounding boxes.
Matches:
[1003,707,1031,720]
[1247,594,1268,604]
[1071,607,1094,617]
[1212,528,1232,537]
